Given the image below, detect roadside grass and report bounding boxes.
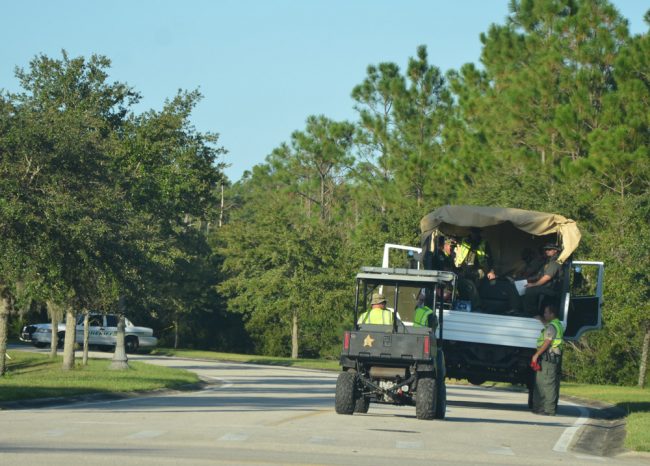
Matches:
[0,350,199,403]
[561,383,650,452]
[151,348,341,371]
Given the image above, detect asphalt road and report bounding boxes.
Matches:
[0,349,646,466]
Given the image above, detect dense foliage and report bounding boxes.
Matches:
[1,1,648,385]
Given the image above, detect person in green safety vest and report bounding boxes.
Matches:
[531,304,564,416]
[358,293,394,325]
[413,290,437,329]
[453,228,496,310]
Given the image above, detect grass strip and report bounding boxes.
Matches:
[561,383,650,452]
[151,348,341,371]
[0,350,199,403]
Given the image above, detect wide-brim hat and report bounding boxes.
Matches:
[371,293,387,305]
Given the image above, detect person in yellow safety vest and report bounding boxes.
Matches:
[413,291,437,329]
[531,304,564,416]
[453,228,496,310]
[358,293,394,325]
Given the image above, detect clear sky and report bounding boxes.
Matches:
[2,1,647,181]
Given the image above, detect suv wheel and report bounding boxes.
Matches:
[335,371,356,415]
[416,376,437,420]
[125,336,139,354]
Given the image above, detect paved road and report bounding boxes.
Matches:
[0,350,645,465]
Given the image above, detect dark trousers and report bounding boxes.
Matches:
[523,286,557,316]
[532,354,562,415]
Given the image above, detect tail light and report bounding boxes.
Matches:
[343,331,350,350]
[423,336,430,356]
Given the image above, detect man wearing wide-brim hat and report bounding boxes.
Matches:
[358,292,394,325]
[523,243,562,317]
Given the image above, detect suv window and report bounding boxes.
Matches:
[88,316,103,327]
[105,315,118,327]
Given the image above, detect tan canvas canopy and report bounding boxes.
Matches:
[420,205,581,266]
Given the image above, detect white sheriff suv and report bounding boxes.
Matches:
[20,314,158,353]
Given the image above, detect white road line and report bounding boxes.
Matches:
[396,440,423,449]
[309,436,335,444]
[128,430,165,439]
[219,433,249,441]
[553,401,590,453]
[488,446,515,456]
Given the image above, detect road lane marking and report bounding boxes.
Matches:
[553,401,589,453]
[128,430,165,439]
[396,440,423,449]
[488,446,515,456]
[309,436,335,444]
[219,432,249,441]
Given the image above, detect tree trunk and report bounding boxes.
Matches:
[0,294,10,376]
[82,310,89,366]
[47,300,61,358]
[110,313,129,370]
[174,316,179,349]
[291,312,298,359]
[61,307,76,370]
[639,326,650,389]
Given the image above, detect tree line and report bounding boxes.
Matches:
[1,0,648,386]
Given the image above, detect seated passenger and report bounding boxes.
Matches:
[413,291,437,329]
[358,293,394,325]
[454,228,496,310]
[523,244,562,317]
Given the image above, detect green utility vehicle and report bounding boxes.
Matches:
[335,267,454,420]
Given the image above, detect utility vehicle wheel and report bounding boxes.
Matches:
[435,381,447,419]
[354,396,370,414]
[335,371,356,415]
[435,350,447,419]
[416,377,437,420]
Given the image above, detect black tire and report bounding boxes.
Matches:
[416,376,437,420]
[354,396,370,414]
[435,350,447,419]
[335,371,357,415]
[125,336,139,354]
[435,380,447,419]
[468,376,485,386]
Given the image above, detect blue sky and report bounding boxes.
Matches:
[2,1,647,181]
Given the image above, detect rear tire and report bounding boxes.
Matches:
[354,396,370,414]
[335,371,356,415]
[416,376,437,420]
[435,380,447,419]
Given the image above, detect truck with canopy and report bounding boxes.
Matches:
[390,205,603,399]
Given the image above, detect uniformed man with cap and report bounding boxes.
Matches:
[523,243,562,317]
[358,293,394,325]
[531,304,564,415]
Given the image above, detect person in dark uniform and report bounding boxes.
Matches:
[531,304,564,415]
[454,228,496,310]
[523,243,562,317]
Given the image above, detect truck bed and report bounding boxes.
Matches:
[435,310,544,349]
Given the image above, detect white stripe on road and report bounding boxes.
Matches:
[219,433,249,441]
[396,440,423,449]
[128,430,165,439]
[553,401,590,453]
[488,446,515,456]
